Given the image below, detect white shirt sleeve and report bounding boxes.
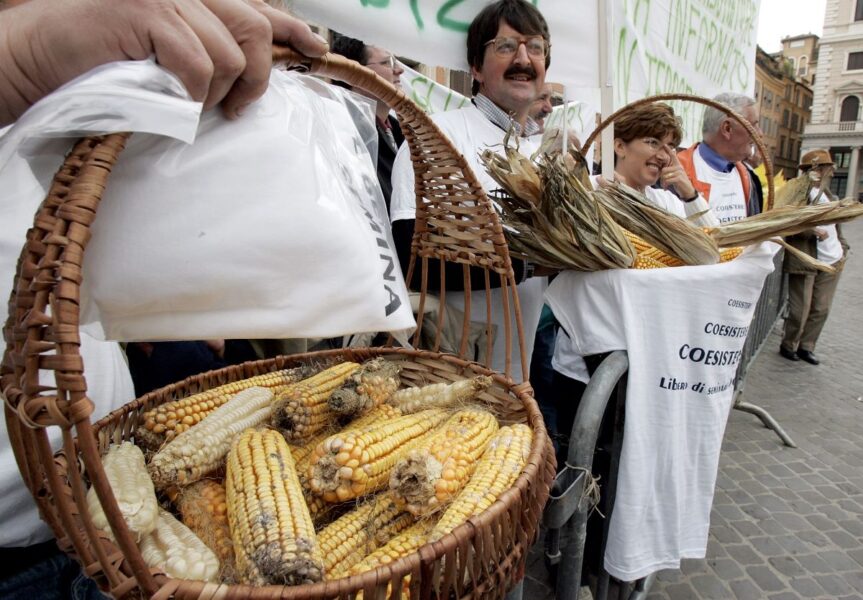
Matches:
[682,194,720,228]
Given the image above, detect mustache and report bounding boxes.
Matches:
[504,65,537,79]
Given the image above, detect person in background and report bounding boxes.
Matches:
[0,1,326,597]
[531,83,555,130]
[330,34,405,214]
[677,93,762,223]
[390,0,552,383]
[779,149,850,365]
[743,148,766,214]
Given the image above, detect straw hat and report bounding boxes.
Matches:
[799,149,834,170]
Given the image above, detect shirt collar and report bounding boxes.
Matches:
[697,142,735,173]
[472,94,541,137]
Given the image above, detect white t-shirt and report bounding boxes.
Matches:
[0,155,136,548]
[553,179,719,383]
[810,188,843,265]
[692,150,747,224]
[390,105,547,382]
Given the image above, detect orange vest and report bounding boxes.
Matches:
[677,144,751,210]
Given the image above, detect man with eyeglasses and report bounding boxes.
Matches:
[331,34,405,214]
[677,92,763,223]
[389,0,551,383]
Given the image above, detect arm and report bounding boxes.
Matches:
[0,0,328,126]
[663,149,719,227]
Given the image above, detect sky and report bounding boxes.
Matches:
[757,0,827,53]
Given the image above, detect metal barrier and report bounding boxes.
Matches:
[732,249,796,447]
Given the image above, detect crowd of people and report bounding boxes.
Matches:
[0,0,850,597]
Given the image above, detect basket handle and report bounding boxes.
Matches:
[582,93,774,211]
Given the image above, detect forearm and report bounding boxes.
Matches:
[683,195,719,228]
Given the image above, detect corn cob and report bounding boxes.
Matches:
[318,493,415,578]
[389,409,499,516]
[388,376,492,414]
[139,507,220,582]
[226,428,324,586]
[289,431,336,525]
[347,520,436,597]
[328,358,402,418]
[271,362,361,443]
[624,230,685,267]
[148,386,274,489]
[632,254,668,270]
[308,409,449,503]
[174,480,235,580]
[720,246,744,262]
[86,442,159,542]
[136,367,312,451]
[341,403,402,431]
[429,424,532,541]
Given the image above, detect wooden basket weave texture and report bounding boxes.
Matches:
[1,50,554,598]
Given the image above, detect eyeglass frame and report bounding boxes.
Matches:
[483,35,550,58]
[364,55,398,70]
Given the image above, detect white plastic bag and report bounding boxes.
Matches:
[1,60,414,342]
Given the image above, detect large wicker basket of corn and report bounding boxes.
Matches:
[1,48,555,599]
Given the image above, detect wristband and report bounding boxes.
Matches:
[681,191,699,203]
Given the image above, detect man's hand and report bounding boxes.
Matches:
[814,227,829,241]
[0,0,328,125]
[660,148,698,200]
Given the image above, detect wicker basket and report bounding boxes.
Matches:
[1,49,555,599]
[582,93,775,210]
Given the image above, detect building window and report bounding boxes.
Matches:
[754,80,761,100]
[830,175,847,199]
[840,96,860,121]
[798,56,808,77]
[833,150,851,169]
[791,113,799,131]
[849,52,863,71]
[779,136,786,158]
[856,0,863,21]
[782,109,790,127]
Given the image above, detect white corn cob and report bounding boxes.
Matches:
[148,386,274,489]
[86,442,159,542]
[139,507,220,582]
[388,376,492,414]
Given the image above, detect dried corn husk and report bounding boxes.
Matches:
[706,199,863,247]
[482,146,636,271]
[593,183,721,266]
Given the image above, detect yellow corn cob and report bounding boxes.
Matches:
[139,507,220,582]
[328,358,402,418]
[342,403,403,431]
[148,386,274,489]
[640,247,685,267]
[271,362,361,443]
[318,493,415,578]
[388,376,492,414]
[624,230,685,267]
[389,409,499,516]
[623,229,652,253]
[288,431,337,525]
[347,520,436,598]
[226,428,324,586]
[429,424,532,541]
[308,409,449,503]
[632,254,668,270]
[86,442,159,542]
[136,367,311,450]
[175,480,235,580]
[720,246,744,262]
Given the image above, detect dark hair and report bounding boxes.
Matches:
[466,0,551,95]
[614,102,683,148]
[330,34,370,89]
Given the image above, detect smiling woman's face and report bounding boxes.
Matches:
[614,131,676,190]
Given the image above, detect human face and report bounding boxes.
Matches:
[471,20,547,122]
[724,104,760,163]
[614,132,676,190]
[531,86,553,123]
[364,46,403,88]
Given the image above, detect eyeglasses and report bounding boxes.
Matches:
[365,55,398,70]
[640,138,673,153]
[484,36,549,58]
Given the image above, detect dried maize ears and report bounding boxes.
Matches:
[389,409,499,516]
[318,493,414,578]
[328,358,402,417]
[137,367,310,450]
[175,480,235,579]
[341,403,402,431]
[271,362,360,443]
[720,246,744,262]
[226,428,323,586]
[139,507,220,582]
[388,376,492,414]
[308,409,449,503]
[86,442,159,542]
[148,386,274,489]
[429,424,532,541]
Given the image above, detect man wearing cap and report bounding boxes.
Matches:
[779,149,850,365]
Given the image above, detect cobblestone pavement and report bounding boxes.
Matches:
[523,219,863,600]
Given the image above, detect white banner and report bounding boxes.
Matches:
[290,0,760,144]
[398,63,469,115]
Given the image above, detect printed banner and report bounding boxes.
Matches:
[290,0,761,144]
